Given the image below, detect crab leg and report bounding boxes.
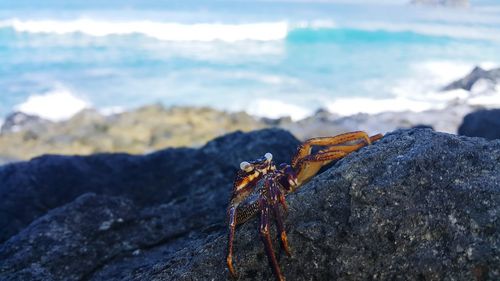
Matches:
[227,206,238,278]
[259,195,286,281]
[370,133,384,143]
[292,131,372,167]
[315,133,383,155]
[293,134,383,186]
[314,133,383,161]
[293,151,347,186]
[268,179,291,256]
[278,190,288,213]
[272,203,290,256]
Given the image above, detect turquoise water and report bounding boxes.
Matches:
[1,0,500,120]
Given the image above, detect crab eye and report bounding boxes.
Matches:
[264,153,273,162]
[240,161,254,172]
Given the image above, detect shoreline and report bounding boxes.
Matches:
[1,65,499,165]
[0,101,489,166]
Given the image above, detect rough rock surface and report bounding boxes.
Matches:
[1,128,499,280]
[458,109,500,140]
[443,66,500,92]
[147,128,500,281]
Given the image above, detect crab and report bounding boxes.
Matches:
[226,131,383,281]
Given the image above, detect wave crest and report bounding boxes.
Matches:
[2,17,498,43]
[0,18,289,42]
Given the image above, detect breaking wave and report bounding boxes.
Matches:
[1,17,498,43]
[15,85,90,121]
[0,19,289,42]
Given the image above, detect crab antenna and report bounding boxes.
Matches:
[265,152,273,161]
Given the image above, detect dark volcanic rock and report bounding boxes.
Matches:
[0,128,300,243]
[144,129,500,280]
[458,109,500,140]
[443,66,500,91]
[0,194,139,281]
[141,130,500,280]
[1,129,499,280]
[0,192,231,281]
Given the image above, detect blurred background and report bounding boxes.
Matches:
[1,0,499,163]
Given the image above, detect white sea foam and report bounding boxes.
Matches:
[0,18,288,42]
[222,71,301,85]
[478,62,500,70]
[388,60,474,104]
[246,99,312,121]
[326,61,500,116]
[413,61,474,84]
[326,97,437,116]
[293,19,337,29]
[469,85,500,107]
[15,86,90,121]
[99,106,125,116]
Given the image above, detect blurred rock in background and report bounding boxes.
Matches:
[458,109,500,140]
[1,112,52,134]
[443,67,500,92]
[410,0,469,7]
[0,105,266,162]
[0,103,492,164]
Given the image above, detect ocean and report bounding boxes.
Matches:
[1,0,500,122]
